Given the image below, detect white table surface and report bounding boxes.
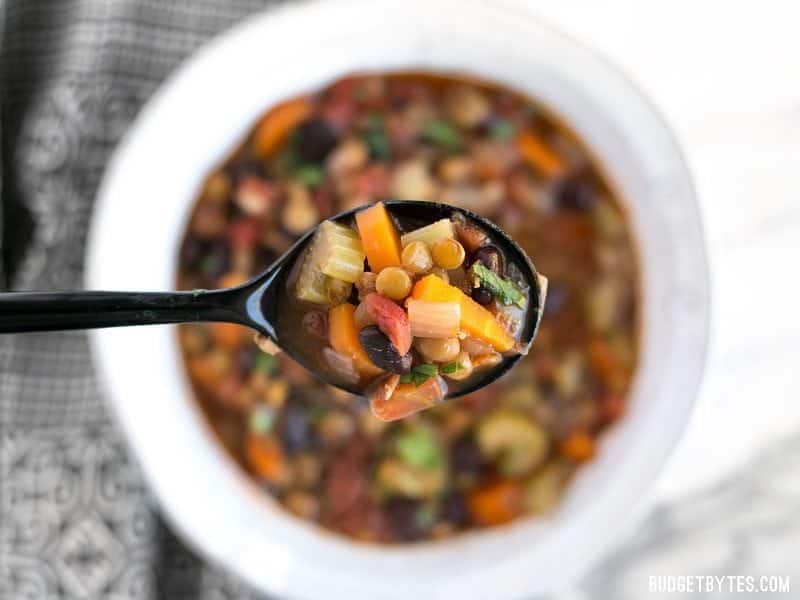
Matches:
[512,0,800,504]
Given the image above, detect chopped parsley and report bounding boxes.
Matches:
[364,114,391,160]
[254,352,277,375]
[489,119,515,140]
[291,164,325,188]
[472,263,526,308]
[440,361,463,375]
[422,120,462,151]
[396,427,442,469]
[400,363,439,386]
[248,405,276,434]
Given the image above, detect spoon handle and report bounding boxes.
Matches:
[0,289,246,333]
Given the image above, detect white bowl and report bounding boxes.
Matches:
[88,1,710,598]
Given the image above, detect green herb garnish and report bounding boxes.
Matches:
[248,405,276,434]
[440,362,463,375]
[291,164,325,188]
[254,353,277,375]
[471,263,527,308]
[277,148,301,173]
[200,254,224,278]
[415,504,437,527]
[364,114,391,160]
[396,427,442,469]
[489,119,515,140]
[422,120,462,151]
[400,363,439,386]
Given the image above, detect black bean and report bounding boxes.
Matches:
[180,238,207,269]
[358,326,412,374]
[471,286,493,306]
[451,436,483,476]
[225,158,263,184]
[295,118,338,163]
[543,281,569,318]
[471,245,504,275]
[280,401,317,454]
[199,241,230,279]
[554,176,597,211]
[440,492,469,526]
[235,346,257,373]
[385,498,430,541]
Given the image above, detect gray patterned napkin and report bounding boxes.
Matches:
[0,2,277,598]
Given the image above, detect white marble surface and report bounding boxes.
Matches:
[513,0,800,502]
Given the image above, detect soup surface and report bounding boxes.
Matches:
[177,72,639,543]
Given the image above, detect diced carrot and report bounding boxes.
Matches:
[187,351,229,390]
[245,435,290,486]
[210,322,247,349]
[355,202,403,272]
[370,376,446,421]
[364,293,411,355]
[587,337,628,392]
[253,98,313,159]
[516,131,566,179]
[467,480,523,526]
[218,271,250,289]
[558,431,596,462]
[411,275,514,352]
[411,273,462,303]
[328,303,384,378]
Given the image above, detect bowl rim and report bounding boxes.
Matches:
[87,1,711,597]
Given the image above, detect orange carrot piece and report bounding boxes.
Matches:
[253,98,312,159]
[187,353,227,390]
[246,435,290,486]
[370,376,446,422]
[516,131,566,179]
[210,322,247,349]
[354,202,403,272]
[328,303,384,378]
[467,480,523,526]
[412,274,514,352]
[558,431,596,462]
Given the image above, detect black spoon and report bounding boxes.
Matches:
[0,201,546,398]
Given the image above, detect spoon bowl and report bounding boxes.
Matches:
[0,200,545,398]
[252,200,546,397]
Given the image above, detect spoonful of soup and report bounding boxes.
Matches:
[0,200,545,420]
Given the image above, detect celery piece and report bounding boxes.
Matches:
[400,218,455,248]
[407,300,461,338]
[318,222,366,283]
[295,230,331,304]
[295,222,365,302]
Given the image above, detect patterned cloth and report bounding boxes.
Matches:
[0,2,277,598]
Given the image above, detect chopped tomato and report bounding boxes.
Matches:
[228,218,260,251]
[364,293,411,355]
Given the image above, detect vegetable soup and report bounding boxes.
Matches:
[177,72,639,543]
